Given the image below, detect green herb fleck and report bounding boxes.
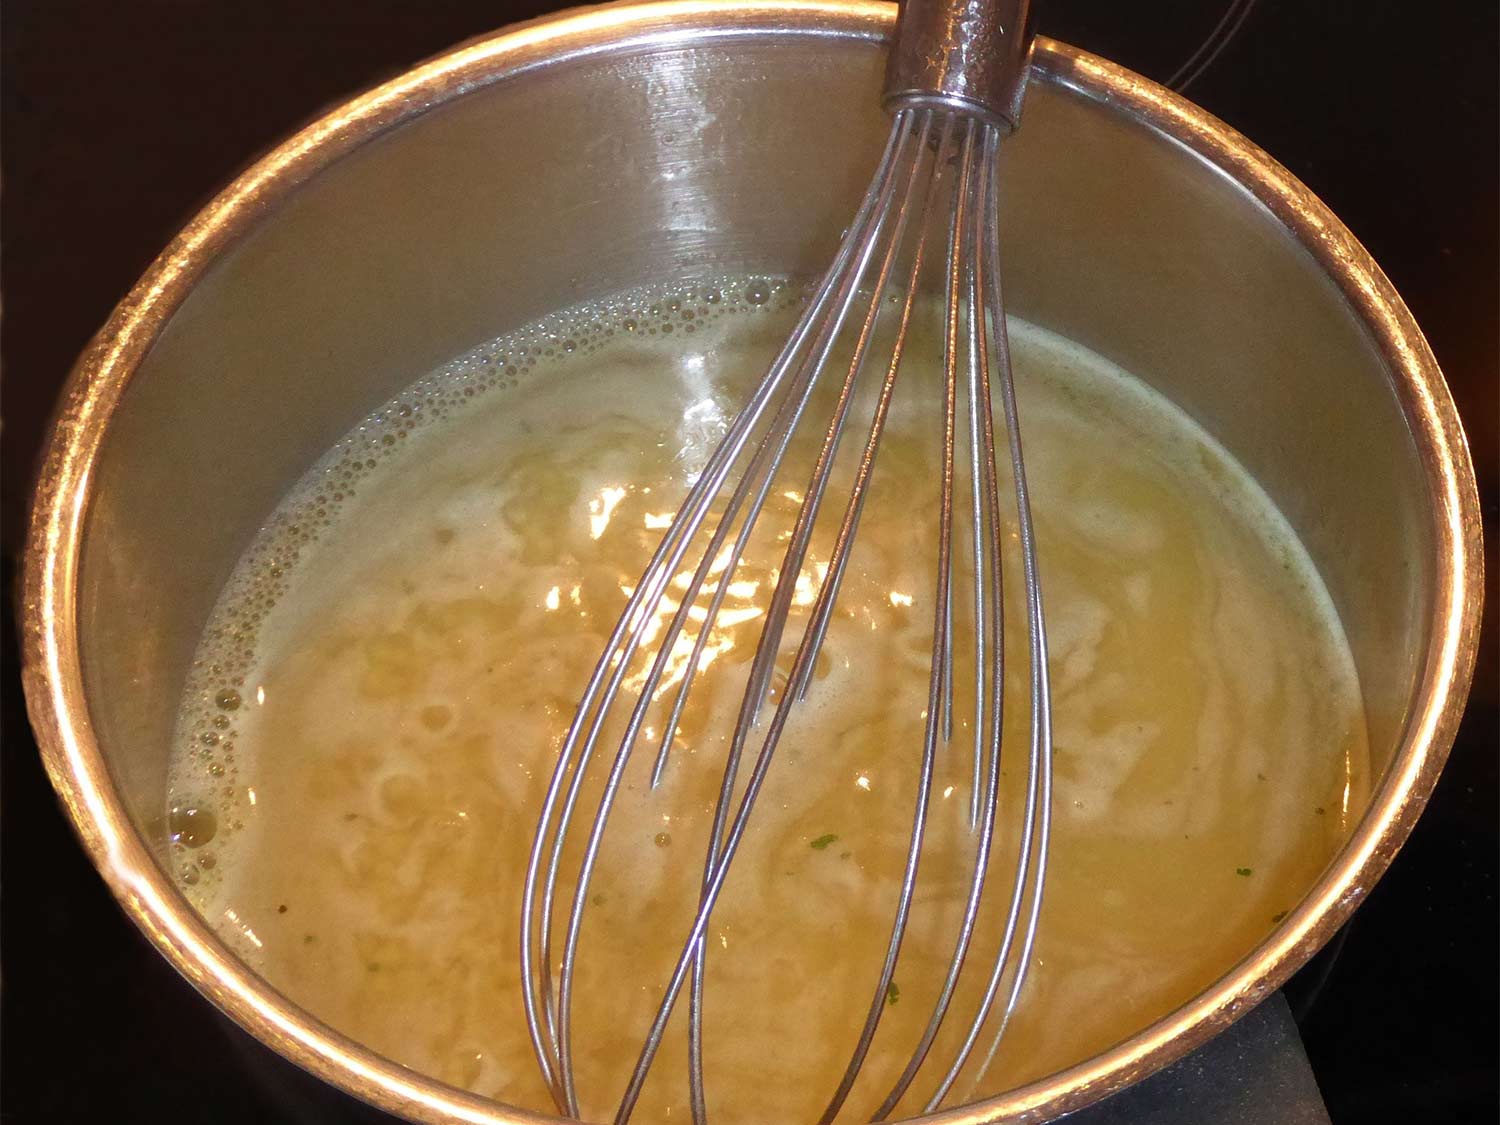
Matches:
[839,851,852,860]
[591,893,607,908]
[885,981,900,1006]
[1271,911,1288,924]
[367,962,381,973]
[1314,807,1326,816]
[303,934,318,945]
[1236,867,1253,877]
[810,833,839,851]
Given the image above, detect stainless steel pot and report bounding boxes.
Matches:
[19,2,1483,1122]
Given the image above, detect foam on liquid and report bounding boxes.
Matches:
[167,280,1369,1121]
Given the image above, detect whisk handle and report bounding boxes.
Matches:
[883,0,1037,131]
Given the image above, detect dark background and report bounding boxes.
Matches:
[2,1,1495,1122]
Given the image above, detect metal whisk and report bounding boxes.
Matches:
[521,1,1052,1120]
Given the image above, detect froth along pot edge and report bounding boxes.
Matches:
[19,3,1483,1123]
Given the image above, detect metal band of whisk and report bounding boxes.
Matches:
[519,2,1050,1120]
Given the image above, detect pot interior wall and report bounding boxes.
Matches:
[76,35,1429,873]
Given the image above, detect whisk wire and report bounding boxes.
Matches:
[518,115,916,1110]
[925,124,1053,1112]
[810,110,964,1125]
[522,30,1051,1121]
[868,114,1007,1122]
[649,110,930,786]
[687,107,936,1125]
[963,119,1055,1097]
[611,110,977,1123]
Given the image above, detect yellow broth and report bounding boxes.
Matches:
[168,281,1368,1121]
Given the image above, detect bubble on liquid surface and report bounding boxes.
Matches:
[170,804,218,849]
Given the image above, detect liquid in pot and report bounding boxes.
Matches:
[168,280,1368,1120]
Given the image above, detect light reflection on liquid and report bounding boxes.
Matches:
[588,485,629,539]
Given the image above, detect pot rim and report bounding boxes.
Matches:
[19,2,1484,1122]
